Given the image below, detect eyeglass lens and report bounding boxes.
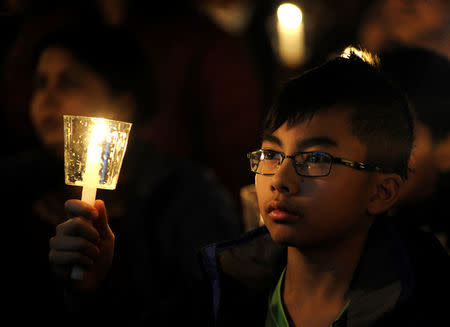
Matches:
[250,150,332,177]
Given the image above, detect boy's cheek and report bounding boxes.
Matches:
[254,175,268,211]
[254,174,263,196]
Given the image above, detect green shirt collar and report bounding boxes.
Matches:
[265,267,350,327]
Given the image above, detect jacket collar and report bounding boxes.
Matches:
[345,217,414,326]
[202,218,415,326]
[201,226,285,321]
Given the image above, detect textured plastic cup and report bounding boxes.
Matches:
[64,115,132,191]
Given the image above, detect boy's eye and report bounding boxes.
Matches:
[261,150,279,160]
[305,152,331,164]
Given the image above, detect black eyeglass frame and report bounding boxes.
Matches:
[247,149,383,177]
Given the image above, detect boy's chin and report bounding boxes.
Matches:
[268,227,330,250]
[268,228,308,248]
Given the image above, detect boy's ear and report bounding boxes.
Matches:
[367,174,403,215]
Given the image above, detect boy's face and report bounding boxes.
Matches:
[256,109,377,249]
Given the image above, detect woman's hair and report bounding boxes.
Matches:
[32,22,155,122]
[264,46,414,179]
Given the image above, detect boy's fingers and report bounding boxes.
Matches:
[93,200,114,240]
[48,249,94,266]
[65,199,99,220]
[49,235,100,259]
[56,217,100,243]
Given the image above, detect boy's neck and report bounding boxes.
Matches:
[283,217,373,302]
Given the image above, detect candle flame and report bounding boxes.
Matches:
[277,3,302,29]
[89,119,108,146]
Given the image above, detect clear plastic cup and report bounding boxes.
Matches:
[63,115,132,190]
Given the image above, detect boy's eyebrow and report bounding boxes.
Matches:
[262,133,338,149]
[262,133,282,146]
[296,136,338,150]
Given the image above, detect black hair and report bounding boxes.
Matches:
[264,46,414,179]
[31,22,155,123]
[380,45,450,143]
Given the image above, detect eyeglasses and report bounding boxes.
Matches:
[247,149,383,177]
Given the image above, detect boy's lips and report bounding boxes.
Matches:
[266,201,302,222]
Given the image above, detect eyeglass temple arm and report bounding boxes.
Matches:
[333,157,382,172]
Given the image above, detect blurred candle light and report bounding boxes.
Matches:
[277,3,305,68]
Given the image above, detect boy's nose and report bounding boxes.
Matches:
[270,159,300,195]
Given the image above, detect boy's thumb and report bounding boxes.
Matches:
[93,199,113,239]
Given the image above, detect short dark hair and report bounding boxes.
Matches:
[264,46,414,179]
[32,23,155,123]
[380,46,450,143]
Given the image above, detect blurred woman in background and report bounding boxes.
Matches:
[8,22,241,325]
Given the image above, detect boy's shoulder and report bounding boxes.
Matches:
[396,223,450,287]
[336,218,449,326]
[370,218,449,295]
[392,222,450,324]
[394,219,449,264]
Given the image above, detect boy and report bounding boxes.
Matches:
[200,47,449,326]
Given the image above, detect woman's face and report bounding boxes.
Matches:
[30,46,131,155]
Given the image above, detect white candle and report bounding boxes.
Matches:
[81,119,108,205]
[277,3,305,68]
[71,119,108,280]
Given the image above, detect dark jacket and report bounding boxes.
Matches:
[201,217,450,326]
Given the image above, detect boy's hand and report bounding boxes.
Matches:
[49,199,115,293]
